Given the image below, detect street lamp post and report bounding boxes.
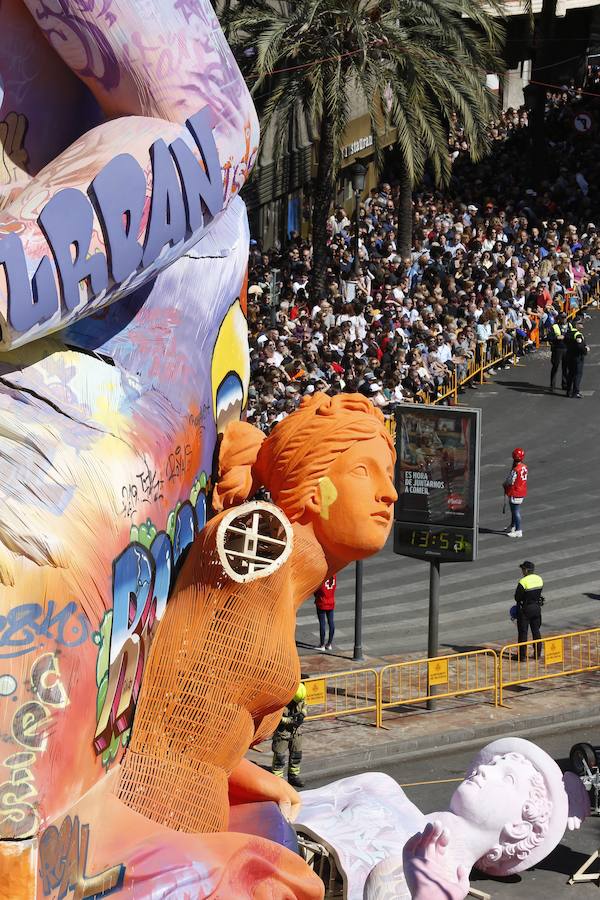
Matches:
[349,161,367,277]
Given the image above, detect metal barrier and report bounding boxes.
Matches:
[301,625,600,727]
[378,650,498,726]
[499,627,600,706]
[304,668,379,724]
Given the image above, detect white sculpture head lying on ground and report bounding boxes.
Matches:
[294,737,589,900]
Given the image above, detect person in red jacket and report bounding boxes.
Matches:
[503,447,528,538]
[315,576,337,651]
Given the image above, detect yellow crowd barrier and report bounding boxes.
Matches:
[301,626,600,728]
[303,668,379,724]
[498,627,600,706]
[378,650,498,726]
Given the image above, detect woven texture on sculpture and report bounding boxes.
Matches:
[117,510,302,833]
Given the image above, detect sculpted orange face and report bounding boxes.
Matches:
[311,435,397,567]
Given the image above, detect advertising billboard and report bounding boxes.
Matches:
[393,406,481,562]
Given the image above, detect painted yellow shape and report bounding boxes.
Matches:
[318,477,338,520]
[211,299,249,423]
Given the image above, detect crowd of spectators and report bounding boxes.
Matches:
[246,95,599,433]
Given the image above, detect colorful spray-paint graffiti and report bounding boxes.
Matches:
[0,0,271,896]
[1,652,70,838]
[0,603,89,660]
[39,815,125,900]
[93,478,208,768]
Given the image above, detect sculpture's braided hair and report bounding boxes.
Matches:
[213,392,395,522]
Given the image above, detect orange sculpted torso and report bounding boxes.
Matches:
[117,511,327,833]
[116,394,396,843]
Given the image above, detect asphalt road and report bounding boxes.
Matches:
[296,310,600,660]
[308,724,600,899]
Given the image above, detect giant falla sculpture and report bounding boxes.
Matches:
[0,3,590,899]
[0,4,399,882]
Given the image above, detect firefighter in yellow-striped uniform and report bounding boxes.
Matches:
[271,682,306,788]
[515,561,545,661]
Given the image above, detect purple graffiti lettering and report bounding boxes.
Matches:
[174,0,209,25]
[33,2,120,91]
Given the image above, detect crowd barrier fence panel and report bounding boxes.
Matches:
[301,626,600,729]
[378,650,498,726]
[303,668,380,725]
[498,627,600,706]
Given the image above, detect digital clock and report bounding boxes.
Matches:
[393,523,476,562]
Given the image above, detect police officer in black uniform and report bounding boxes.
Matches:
[565,316,588,398]
[549,311,568,393]
[515,561,544,661]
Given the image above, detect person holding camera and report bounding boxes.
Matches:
[514,561,545,661]
[271,683,307,788]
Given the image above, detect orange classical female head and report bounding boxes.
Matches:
[214,393,397,569]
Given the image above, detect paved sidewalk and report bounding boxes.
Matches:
[247,649,600,781]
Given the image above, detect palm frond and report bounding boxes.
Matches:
[224,0,507,191]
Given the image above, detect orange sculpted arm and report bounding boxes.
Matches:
[252,708,285,745]
[229,759,301,822]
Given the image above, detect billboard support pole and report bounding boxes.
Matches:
[427,559,441,711]
[353,559,364,661]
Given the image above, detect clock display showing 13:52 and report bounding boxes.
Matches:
[410,529,471,553]
[393,523,475,562]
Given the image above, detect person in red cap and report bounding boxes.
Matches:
[503,448,528,538]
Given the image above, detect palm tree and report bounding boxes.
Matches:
[226,0,505,298]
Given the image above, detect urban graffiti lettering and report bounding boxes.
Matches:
[0,653,70,837]
[165,443,192,483]
[38,814,125,900]
[0,601,89,659]
[0,751,38,838]
[94,486,206,762]
[136,459,165,506]
[2,107,223,336]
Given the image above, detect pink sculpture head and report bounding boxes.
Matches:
[451,737,568,876]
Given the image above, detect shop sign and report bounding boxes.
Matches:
[342,135,373,159]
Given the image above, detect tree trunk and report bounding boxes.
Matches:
[529,0,557,184]
[397,160,413,262]
[311,111,336,301]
